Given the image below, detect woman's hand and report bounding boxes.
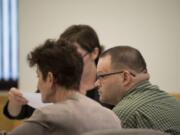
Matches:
[7,87,28,117]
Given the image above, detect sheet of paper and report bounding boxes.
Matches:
[22,92,52,108]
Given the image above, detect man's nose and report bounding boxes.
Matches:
[95,79,101,89]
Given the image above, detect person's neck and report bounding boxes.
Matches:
[128,72,150,93]
[53,87,77,103]
[80,68,96,95]
[111,72,150,105]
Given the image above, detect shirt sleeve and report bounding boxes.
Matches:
[114,107,153,128]
[3,89,39,120]
[3,101,35,120]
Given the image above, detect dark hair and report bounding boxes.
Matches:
[27,39,83,90]
[60,24,103,64]
[101,46,147,73]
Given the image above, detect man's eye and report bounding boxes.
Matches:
[96,75,100,80]
[96,75,103,80]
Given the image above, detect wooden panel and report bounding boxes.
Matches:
[171,93,180,100]
[0,95,22,131]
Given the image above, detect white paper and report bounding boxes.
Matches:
[22,92,52,108]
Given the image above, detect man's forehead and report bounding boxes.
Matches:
[97,55,111,72]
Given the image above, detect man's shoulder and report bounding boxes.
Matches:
[27,93,121,130]
[30,93,113,118]
[112,91,152,119]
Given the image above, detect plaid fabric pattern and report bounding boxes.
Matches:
[113,81,180,135]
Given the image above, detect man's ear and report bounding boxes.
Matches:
[91,47,99,61]
[122,71,132,86]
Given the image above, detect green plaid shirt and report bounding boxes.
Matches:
[113,80,180,135]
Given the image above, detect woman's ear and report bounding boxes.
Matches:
[91,47,99,60]
[47,72,54,85]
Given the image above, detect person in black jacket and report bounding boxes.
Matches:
[3,24,113,120]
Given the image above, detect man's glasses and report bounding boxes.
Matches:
[96,71,136,81]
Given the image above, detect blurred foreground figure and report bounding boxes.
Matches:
[1,39,121,135]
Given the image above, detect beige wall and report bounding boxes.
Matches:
[19,0,180,93]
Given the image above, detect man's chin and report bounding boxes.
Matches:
[42,97,48,103]
[42,99,50,103]
[100,97,112,105]
[99,97,106,104]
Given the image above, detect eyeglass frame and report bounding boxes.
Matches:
[96,70,136,81]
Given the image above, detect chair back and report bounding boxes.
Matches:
[81,129,170,135]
